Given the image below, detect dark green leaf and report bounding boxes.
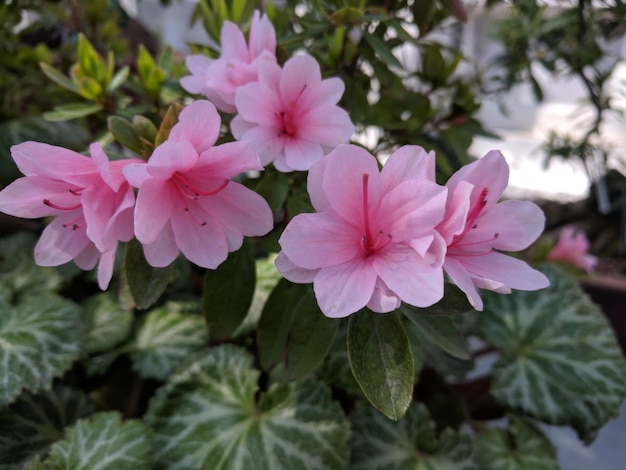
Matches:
[132,115,158,145]
[363,32,403,69]
[203,241,255,341]
[124,239,172,310]
[254,170,289,211]
[401,305,470,359]
[405,283,474,317]
[347,310,414,420]
[108,116,144,155]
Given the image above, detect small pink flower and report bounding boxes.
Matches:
[276,144,448,318]
[180,11,276,113]
[231,54,355,172]
[123,100,273,269]
[547,227,598,273]
[0,142,137,289]
[435,150,549,310]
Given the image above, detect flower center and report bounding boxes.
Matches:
[276,110,297,139]
[360,173,391,255]
[171,172,229,227]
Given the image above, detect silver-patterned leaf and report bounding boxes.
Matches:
[41,412,152,470]
[350,401,476,469]
[145,344,350,470]
[0,295,84,406]
[129,302,208,380]
[475,416,559,470]
[82,293,133,354]
[479,265,626,442]
[0,386,93,469]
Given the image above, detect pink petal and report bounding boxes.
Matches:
[446,150,509,212]
[248,11,276,59]
[171,205,228,269]
[147,141,199,178]
[366,278,401,313]
[181,55,212,95]
[322,144,381,225]
[436,181,473,245]
[280,55,322,109]
[284,139,324,171]
[220,21,249,61]
[373,244,444,308]
[462,200,545,252]
[10,142,96,179]
[0,177,78,218]
[279,212,360,270]
[34,216,92,266]
[275,252,317,283]
[317,77,345,105]
[444,257,483,310]
[122,162,151,188]
[380,145,436,194]
[313,258,378,318]
[133,179,174,245]
[196,140,263,178]
[169,101,220,154]
[143,222,179,268]
[97,248,117,290]
[307,156,332,212]
[231,122,284,166]
[74,243,100,270]
[81,184,119,251]
[298,105,354,148]
[235,81,281,125]
[256,59,282,91]
[461,252,550,291]
[201,181,273,237]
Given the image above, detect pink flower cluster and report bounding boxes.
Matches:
[181,12,354,172]
[276,146,549,317]
[0,101,274,288]
[547,227,598,273]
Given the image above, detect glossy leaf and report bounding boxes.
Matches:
[400,305,470,360]
[347,310,414,420]
[350,401,476,469]
[129,303,208,380]
[0,295,84,406]
[145,345,349,470]
[41,412,152,470]
[203,240,255,341]
[0,386,93,470]
[124,238,172,310]
[478,265,626,442]
[475,416,559,470]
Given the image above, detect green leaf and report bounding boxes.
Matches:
[347,310,414,420]
[145,345,349,470]
[154,103,184,147]
[124,239,172,310]
[478,265,626,442]
[203,241,255,341]
[0,295,84,406]
[254,170,289,211]
[0,232,63,299]
[401,305,470,360]
[77,76,104,101]
[41,412,152,470]
[408,283,474,317]
[475,416,559,470]
[39,62,80,94]
[108,116,144,155]
[129,303,208,380]
[350,401,476,469]
[43,102,103,122]
[319,320,361,395]
[363,32,403,69]
[0,386,93,470]
[107,65,129,93]
[81,293,133,354]
[132,115,158,146]
[77,33,106,83]
[330,6,363,25]
[137,45,165,95]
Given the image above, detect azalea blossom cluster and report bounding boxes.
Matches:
[0,11,549,317]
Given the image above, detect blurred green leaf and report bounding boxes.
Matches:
[107,65,129,93]
[77,33,106,84]
[255,170,289,211]
[81,293,133,354]
[108,116,144,155]
[203,240,255,341]
[124,239,172,310]
[363,31,403,69]
[348,310,414,421]
[43,103,102,122]
[39,62,80,94]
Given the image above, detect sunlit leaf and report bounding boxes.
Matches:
[145,345,349,470]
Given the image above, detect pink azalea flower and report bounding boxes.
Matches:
[0,142,138,289]
[547,226,598,273]
[123,100,273,269]
[231,54,355,172]
[435,150,550,310]
[275,144,448,318]
[180,11,276,113]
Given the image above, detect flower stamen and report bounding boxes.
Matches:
[43,199,82,211]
